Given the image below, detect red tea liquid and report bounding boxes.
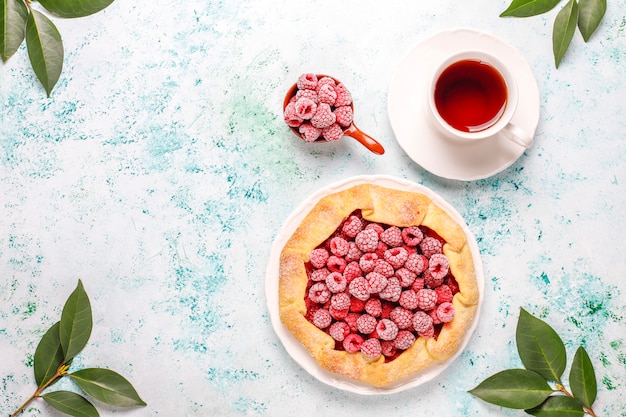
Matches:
[434,59,507,133]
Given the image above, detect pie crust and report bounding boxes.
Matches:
[278,183,479,387]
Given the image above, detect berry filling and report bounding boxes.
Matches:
[304,210,459,362]
[284,73,354,143]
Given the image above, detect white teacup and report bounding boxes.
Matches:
[427,51,533,148]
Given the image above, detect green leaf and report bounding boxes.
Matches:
[70,368,147,407]
[553,0,579,68]
[516,308,567,382]
[468,369,553,409]
[526,395,585,417]
[25,9,64,97]
[37,0,114,18]
[569,346,597,407]
[500,0,561,17]
[1,0,28,61]
[34,321,64,387]
[42,390,100,417]
[59,280,93,362]
[578,0,606,41]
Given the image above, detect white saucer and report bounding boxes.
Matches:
[388,28,540,181]
[265,175,484,395]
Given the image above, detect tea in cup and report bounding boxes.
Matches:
[428,51,532,148]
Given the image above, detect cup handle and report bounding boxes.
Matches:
[500,123,533,148]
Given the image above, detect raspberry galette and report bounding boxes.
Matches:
[278,183,479,387]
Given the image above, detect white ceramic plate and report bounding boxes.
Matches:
[265,175,484,395]
[388,28,540,181]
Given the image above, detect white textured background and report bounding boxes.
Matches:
[1,0,625,416]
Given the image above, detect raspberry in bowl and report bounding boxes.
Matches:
[283,73,385,155]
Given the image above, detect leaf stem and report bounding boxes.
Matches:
[555,383,598,417]
[10,363,69,417]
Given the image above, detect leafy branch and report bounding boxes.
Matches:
[1,0,114,96]
[500,0,607,67]
[11,280,146,417]
[469,307,598,416]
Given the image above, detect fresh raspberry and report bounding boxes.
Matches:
[380,340,396,357]
[309,248,329,269]
[296,73,318,90]
[329,236,349,257]
[365,223,384,236]
[359,252,378,273]
[357,314,377,334]
[355,229,379,252]
[298,122,321,142]
[376,318,399,341]
[379,277,401,302]
[399,290,419,310]
[343,333,364,353]
[429,308,442,325]
[329,306,349,320]
[380,226,403,247]
[411,277,425,292]
[321,123,343,142]
[329,321,350,342]
[403,245,419,255]
[310,103,336,129]
[343,261,362,283]
[283,102,303,127]
[374,241,388,258]
[420,237,443,258]
[334,106,353,127]
[316,76,336,92]
[404,253,428,274]
[334,83,352,107]
[436,302,455,323]
[349,297,366,313]
[294,97,317,120]
[326,256,347,274]
[308,282,331,304]
[326,271,347,293]
[344,313,359,332]
[310,268,329,282]
[435,285,454,303]
[366,272,388,294]
[402,226,424,246]
[348,276,370,301]
[342,215,363,238]
[295,88,319,104]
[395,268,416,288]
[374,260,394,278]
[381,301,395,319]
[344,242,363,263]
[364,298,382,317]
[390,307,413,329]
[304,298,318,321]
[418,324,435,338]
[428,253,450,280]
[331,292,351,310]
[384,247,408,269]
[312,309,332,329]
[416,288,438,311]
[361,338,382,358]
[317,83,337,105]
[394,330,416,350]
[445,276,460,294]
[413,311,434,333]
[424,270,444,289]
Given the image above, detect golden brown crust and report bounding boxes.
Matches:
[278,183,479,388]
